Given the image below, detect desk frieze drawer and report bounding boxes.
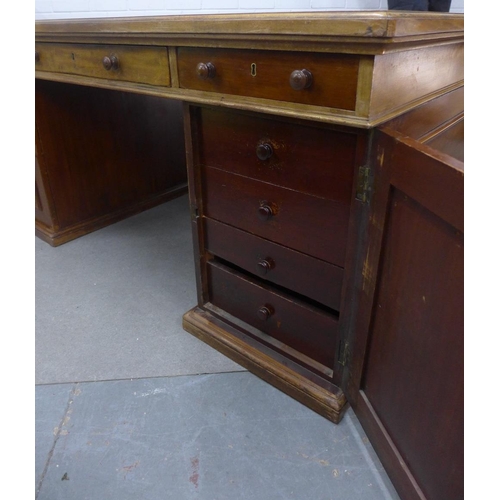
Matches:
[204,218,344,311]
[207,260,339,369]
[35,42,170,86]
[178,47,359,110]
[203,166,350,267]
[198,107,356,203]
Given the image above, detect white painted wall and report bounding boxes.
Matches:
[35,0,464,20]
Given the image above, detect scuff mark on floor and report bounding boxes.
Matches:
[189,456,199,489]
[299,452,330,466]
[121,460,140,479]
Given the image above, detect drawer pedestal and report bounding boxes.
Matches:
[184,105,362,422]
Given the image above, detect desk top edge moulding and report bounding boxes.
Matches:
[35,11,464,128]
[35,11,464,38]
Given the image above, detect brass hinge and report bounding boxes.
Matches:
[355,166,371,203]
[338,339,349,367]
[190,204,199,220]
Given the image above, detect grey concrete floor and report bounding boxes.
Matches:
[36,195,400,500]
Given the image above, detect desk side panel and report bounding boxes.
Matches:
[35,80,187,245]
[369,43,464,123]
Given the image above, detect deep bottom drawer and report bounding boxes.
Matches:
[207,260,339,369]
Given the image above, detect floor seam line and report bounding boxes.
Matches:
[35,369,249,386]
[35,382,79,498]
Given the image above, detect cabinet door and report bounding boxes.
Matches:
[343,127,464,500]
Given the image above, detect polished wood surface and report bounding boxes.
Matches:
[35,12,464,500]
[424,117,464,161]
[208,260,339,368]
[35,42,170,86]
[204,218,344,311]
[203,165,351,266]
[364,188,463,500]
[35,150,54,229]
[369,43,464,122]
[178,48,359,110]
[343,125,463,500]
[196,107,355,267]
[183,307,347,423]
[197,107,357,202]
[35,80,187,245]
[36,12,464,128]
[34,11,464,44]
[187,104,349,382]
[384,86,464,141]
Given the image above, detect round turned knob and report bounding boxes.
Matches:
[102,55,119,71]
[256,143,273,161]
[289,69,313,90]
[35,51,40,63]
[256,258,274,276]
[196,62,216,80]
[257,203,275,221]
[257,305,274,321]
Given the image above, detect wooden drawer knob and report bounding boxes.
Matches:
[256,143,273,161]
[257,203,275,221]
[35,51,40,62]
[256,258,274,276]
[103,55,119,71]
[196,62,216,80]
[289,69,313,90]
[257,305,274,321]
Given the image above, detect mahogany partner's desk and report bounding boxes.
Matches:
[35,12,464,500]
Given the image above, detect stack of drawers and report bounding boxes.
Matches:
[191,106,358,376]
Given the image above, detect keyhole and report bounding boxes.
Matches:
[250,63,257,77]
[71,53,75,60]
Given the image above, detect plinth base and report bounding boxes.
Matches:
[183,306,348,424]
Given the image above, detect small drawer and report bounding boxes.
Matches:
[178,47,359,110]
[204,218,343,311]
[198,107,356,203]
[208,260,339,369]
[35,43,170,86]
[202,167,350,267]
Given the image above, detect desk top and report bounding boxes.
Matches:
[35,12,464,127]
[35,11,463,46]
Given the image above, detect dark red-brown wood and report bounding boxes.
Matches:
[35,151,54,229]
[343,126,464,500]
[35,79,187,245]
[207,260,339,369]
[204,217,344,311]
[202,166,351,267]
[178,47,359,110]
[197,107,357,203]
[424,118,464,162]
[184,102,365,392]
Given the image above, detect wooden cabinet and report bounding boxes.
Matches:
[182,91,464,500]
[35,12,464,500]
[184,107,360,396]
